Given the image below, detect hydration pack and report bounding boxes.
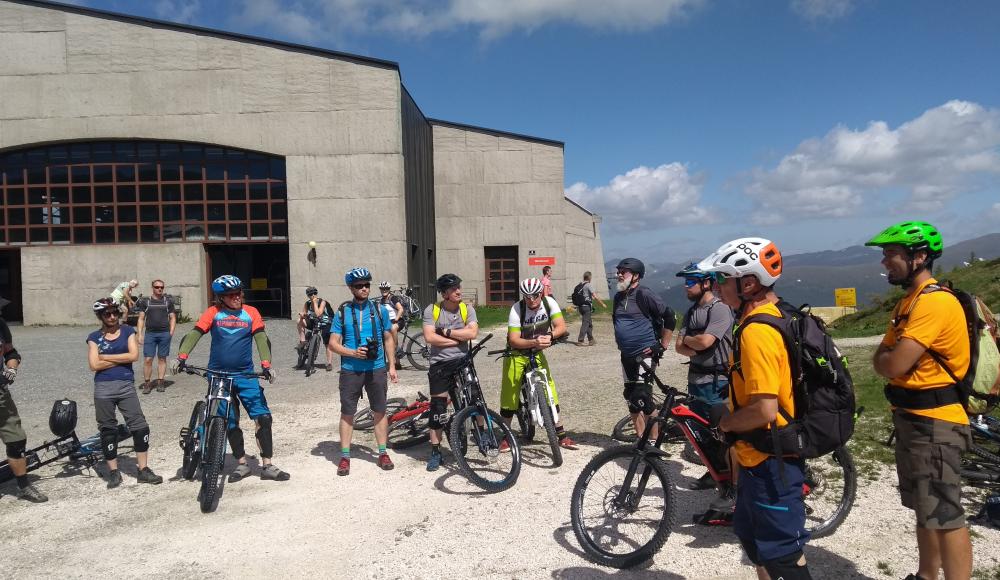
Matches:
[49,399,78,438]
[732,300,856,459]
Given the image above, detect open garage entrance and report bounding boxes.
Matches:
[0,249,22,321]
[206,243,290,318]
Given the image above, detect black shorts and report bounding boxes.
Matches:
[428,359,465,397]
[339,368,388,416]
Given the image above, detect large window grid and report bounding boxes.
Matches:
[0,141,288,246]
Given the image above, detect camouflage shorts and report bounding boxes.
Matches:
[893,410,972,529]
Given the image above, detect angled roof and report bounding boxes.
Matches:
[427,118,564,148]
[5,0,399,70]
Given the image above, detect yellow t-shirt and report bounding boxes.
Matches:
[730,302,795,468]
[882,278,970,425]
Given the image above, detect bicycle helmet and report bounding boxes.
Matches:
[697,237,782,286]
[675,262,713,280]
[211,275,243,294]
[305,286,318,297]
[435,273,462,293]
[865,221,943,260]
[92,297,117,316]
[519,277,544,296]
[378,281,392,290]
[616,258,645,278]
[344,267,372,286]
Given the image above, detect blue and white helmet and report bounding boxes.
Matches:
[211,275,242,294]
[344,267,372,286]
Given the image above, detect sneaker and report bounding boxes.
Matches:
[690,471,716,491]
[378,454,395,471]
[337,457,350,476]
[106,469,123,489]
[575,340,587,347]
[588,339,597,346]
[229,463,252,482]
[426,450,443,472]
[498,439,511,453]
[692,508,734,526]
[17,483,48,503]
[325,364,333,372]
[137,467,163,484]
[141,381,153,395]
[261,464,290,481]
[155,379,166,393]
[559,436,579,450]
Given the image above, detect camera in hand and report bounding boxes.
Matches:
[364,337,379,360]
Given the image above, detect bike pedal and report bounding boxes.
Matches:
[178,427,190,448]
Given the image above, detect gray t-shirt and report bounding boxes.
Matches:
[423,303,479,365]
[679,299,734,384]
[581,282,595,305]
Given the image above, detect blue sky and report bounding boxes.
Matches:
[68,0,1000,262]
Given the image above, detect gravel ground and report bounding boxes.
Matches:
[1,317,997,579]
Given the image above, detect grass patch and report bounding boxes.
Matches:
[876,561,894,576]
[973,565,1000,580]
[842,346,896,477]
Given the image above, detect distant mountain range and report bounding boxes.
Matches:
[603,233,1000,312]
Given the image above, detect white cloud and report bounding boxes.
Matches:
[745,100,1000,224]
[154,0,202,24]
[232,0,326,42]
[565,163,715,232]
[790,0,854,21]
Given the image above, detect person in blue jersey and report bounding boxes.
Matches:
[173,275,289,482]
[328,267,398,476]
[613,258,676,439]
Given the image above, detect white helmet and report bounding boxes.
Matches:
[378,281,391,290]
[519,277,544,296]
[697,237,783,287]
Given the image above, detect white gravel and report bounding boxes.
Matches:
[0,318,997,579]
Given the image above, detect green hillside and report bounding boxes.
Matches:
[830,258,1000,338]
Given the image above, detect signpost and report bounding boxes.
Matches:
[834,287,857,308]
[528,256,555,266]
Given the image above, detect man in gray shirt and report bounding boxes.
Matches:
[421,273,479,472]
[573,271,607,346]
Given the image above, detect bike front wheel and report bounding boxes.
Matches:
[199,417,228,513]
[355,397,407,431]
[181,400,206,480]
[570,446,675,569]
[388,411,431,449]
[803,446,857,539]
[406,334,429,371]
[515,395,535,442]
[534,381,562,468]
[449,406,520,493]
[305,333,322,377]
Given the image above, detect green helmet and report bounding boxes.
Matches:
[865,221,943,259]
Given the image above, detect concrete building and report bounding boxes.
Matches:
[0,0,605,324]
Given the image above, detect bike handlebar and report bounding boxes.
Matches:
[182,365,266,379]
[488,333,571,357]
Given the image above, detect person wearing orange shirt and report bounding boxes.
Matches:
[698,237,812,580]
[868,222,972,580]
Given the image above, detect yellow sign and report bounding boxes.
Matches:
[834,287,857,307]
[250,278,268,290]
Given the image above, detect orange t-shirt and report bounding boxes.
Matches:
[882,278,970,425]
[729,302,795,468]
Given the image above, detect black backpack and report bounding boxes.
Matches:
[571,282,588,307]
[732,300,856,459]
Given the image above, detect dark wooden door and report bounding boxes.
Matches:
[0,249,22,321]
[484,246,518,306]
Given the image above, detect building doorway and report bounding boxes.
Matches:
[0,250,22,321]
[484,246,518,306]
[205,243,290,318]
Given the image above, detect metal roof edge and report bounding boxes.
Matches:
[427,118,564,148]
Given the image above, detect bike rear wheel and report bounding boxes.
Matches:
[181,401,206,480]
[803,446,856,538]
[449,406,520,492]
[406,334,429,371]
[199,417,227,513]
[355,397,407,431]
[534,381,562,468]
[570,445,675,569]
[388,411,431,449]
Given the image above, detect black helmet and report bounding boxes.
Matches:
[616,258,645,279]
[305,286,318,297]
[435,273,462,293]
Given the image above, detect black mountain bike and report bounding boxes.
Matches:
[296,313,325,377]
[0,424,131,483]
[570,355,856,569]
[443,333,521,492]
[396,319,430,370]
[179,365,268,513]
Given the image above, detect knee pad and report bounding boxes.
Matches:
[427,397,449,430]
[5,439,27,459]
[255,414,274,459]
[100,427,119,461]
[227,427,246,459]
[499,408,516,419]
[132,427,151,453]
[624,383,653,414]
[762,551,812,580]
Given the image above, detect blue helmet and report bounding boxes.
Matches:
[675,262,713,280]
[212,275,243,294]
[344,267,372,286]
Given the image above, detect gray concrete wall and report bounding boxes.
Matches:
[563,200,608,303]
[0,1,409,323]
[21,242,205,325]
[431,123,605,305]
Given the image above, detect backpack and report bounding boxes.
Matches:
[433,301,468,325]
[732,300,856,459]
[886,283,1000,414]
[571,282,588,307]
[336,300,387,363]
[613,286,676,340]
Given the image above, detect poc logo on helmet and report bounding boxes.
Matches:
[736,243,759,261]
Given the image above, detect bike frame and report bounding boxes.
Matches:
[448,334,503,454]
[520,351,560,426]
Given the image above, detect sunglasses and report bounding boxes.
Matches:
[526,292,542,299]
[100,310,119,318]
[616,269,632,276]
[152,285,164,290]
[683,278,701,288]
[352,283,371,289]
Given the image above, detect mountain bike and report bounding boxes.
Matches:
[295,313,326,377]
[179,365,268,513]
[489,338,567,467]
[570,354,857,569]
[442,333,521,492]
[395,319,430,370]
[354,397,408,431]
[0,424,132,483]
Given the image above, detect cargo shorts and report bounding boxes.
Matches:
[892,410,972,529]
[0,386,27,444]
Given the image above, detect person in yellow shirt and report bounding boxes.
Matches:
[698,237,812,580]
[867,221,972,580]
